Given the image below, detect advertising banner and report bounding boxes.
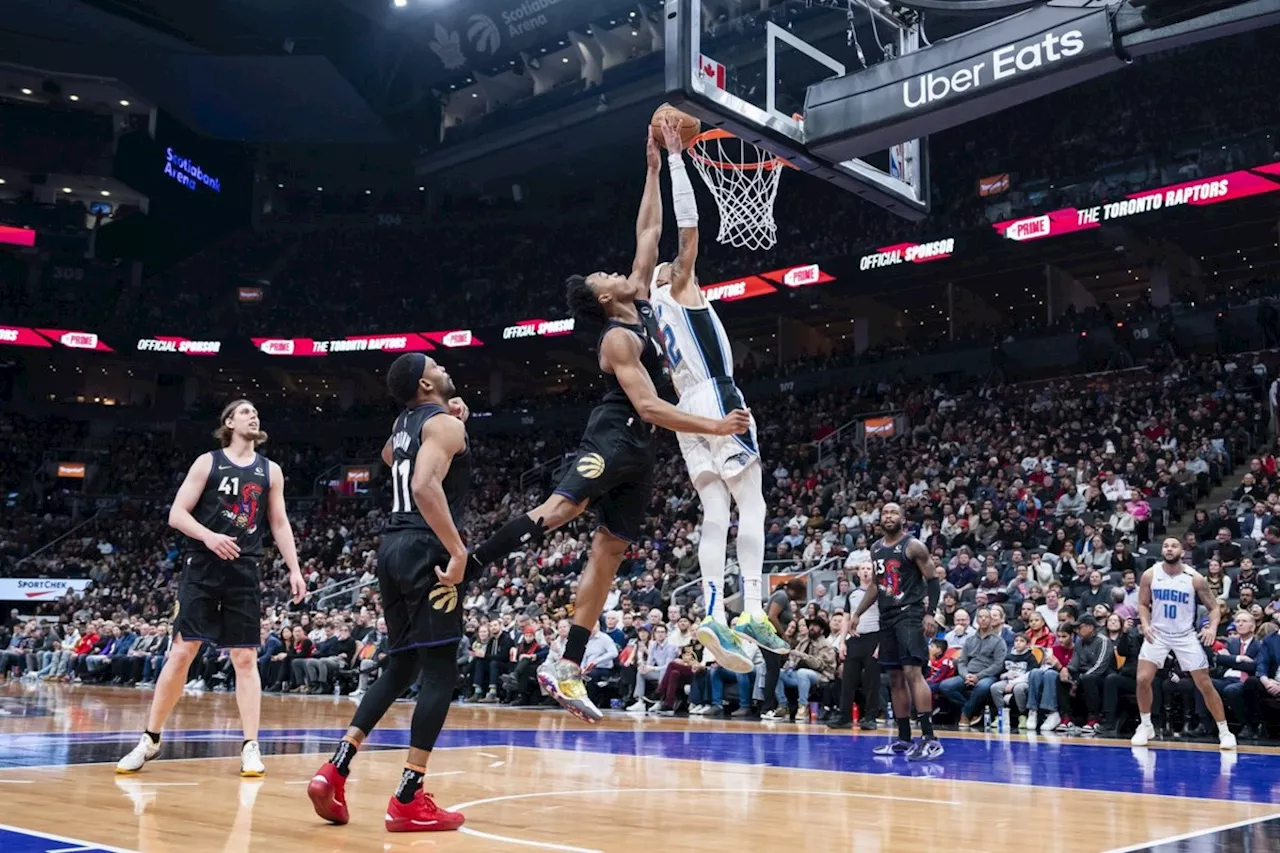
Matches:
[0,327,112,351]
[56,462,86,479]
[136,337,222,356]
[805,4,1125,160]
[979,174,1011,196]
[0,578,92,600]
[993,163,1280,242]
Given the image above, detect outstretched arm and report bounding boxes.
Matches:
[629,132,664,300]
[601,327,747,436]
[659,117,701,307]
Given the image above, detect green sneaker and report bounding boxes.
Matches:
[733,613,789,655]
[695,617,753,674]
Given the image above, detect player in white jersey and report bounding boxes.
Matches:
[648,116,788,672]
[1132,537,1236,749]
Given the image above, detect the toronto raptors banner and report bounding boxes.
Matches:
[803,2,1125,159]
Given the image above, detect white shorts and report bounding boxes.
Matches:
[676,378,759,482]
[1137,629,1209,672]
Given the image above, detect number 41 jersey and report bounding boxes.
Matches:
[187,449,271,557]
[384,402,472,535]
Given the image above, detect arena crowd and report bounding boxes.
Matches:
[5,347,1280,740]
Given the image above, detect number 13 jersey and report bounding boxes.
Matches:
[383,402,472,536]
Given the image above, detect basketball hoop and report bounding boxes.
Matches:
[687,129,790,252]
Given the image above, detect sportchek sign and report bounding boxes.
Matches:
[0,578,92,600]
[994,162,1280,243]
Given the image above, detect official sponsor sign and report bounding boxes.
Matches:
[0,579,92,600]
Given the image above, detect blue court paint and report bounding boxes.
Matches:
[6,727,1280,806]
[0,824,132,853]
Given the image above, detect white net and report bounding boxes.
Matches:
[688,131,785,252]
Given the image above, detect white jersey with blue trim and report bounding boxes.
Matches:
[1150,565,1199,636]
[650,284,735,397]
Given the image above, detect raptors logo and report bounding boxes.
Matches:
[878,558,903,597]
[220,482,263,534]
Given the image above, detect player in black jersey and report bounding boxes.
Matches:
[850,502,944,761]
[117,399,305,777]
[462,135,750,723]
[309,352,472,834]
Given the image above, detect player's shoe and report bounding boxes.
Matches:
[1130,721,1156,747]
[1219,729,1238,751]
[695,617,753,674]
[307,762,349,825]
[906,737,945,762]
[536,659,602,723]
[732,612,789,655]
[115,733,161,774]
[240,740,266,777]
[871,739,912,756]
[385,790,465,833]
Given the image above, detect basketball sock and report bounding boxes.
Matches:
[144,730,161,745]
[898,716,913,742]
[395,763,426,804]
[726,463,766,614]
[564,625,591,666]
[1140,712,1153,728]
[1217,719,1230,736]
[471,514,545,569]
[693,475,730,623]
[330,736,359,777]
[916,711,935,740]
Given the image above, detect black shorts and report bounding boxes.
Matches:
[553,404,655,543]
[378,529,465,654]
[174,553,261,648]
[878,607,930,669]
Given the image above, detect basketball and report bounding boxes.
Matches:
[651,104,701,151]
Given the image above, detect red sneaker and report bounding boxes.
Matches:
[307,762,349,825]
[384,790,465,833]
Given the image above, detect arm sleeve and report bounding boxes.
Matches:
[668,153,698,228]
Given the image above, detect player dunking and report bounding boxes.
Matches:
[1131,538,1237,750]
[309,353,475,832]
[458,131,750,722]
[850,502,943,760]
[648,116,787,670]
[117,400,306,776]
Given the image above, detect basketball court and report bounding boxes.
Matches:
[2,683,1279,853]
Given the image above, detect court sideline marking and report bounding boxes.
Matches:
[1099,811,1280,853]
[0,823,139,853]
[443,786,963,853]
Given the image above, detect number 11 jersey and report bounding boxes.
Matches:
[384,402,472,536]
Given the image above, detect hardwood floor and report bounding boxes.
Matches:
[2,683,1278,853]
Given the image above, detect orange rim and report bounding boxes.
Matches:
[687,128,794,172]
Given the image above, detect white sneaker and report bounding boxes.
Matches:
[626,699,647,712]
[1027,710,1039,732]
[1042,712,1061,734]
[240,740,265,777]
[116,734,161,774]
[1219,730,1238,751]
[1131,721,1156,747]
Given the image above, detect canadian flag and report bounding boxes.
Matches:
[698,54,726,89]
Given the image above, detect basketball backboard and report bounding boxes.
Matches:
[664,0,930,220]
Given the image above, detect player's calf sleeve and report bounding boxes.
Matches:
[694,476,731,622]
[727,466,767,614]
[408,646,457,753]
[470,514,545,569]
[350,652,420,734]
